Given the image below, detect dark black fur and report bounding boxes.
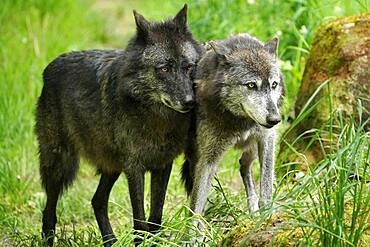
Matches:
[36,5,203,246]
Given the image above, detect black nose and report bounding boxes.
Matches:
[183,95,195,109]
[266,116,281,126]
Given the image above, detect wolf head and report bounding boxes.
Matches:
[125,4,203,113]
[199,34,284,128]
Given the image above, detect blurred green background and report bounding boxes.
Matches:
[0,0,368,246]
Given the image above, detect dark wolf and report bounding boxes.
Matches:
[36,5,203,246]
[182,34,284,219]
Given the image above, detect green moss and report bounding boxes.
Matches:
[295,13,370,131]
[220,201,370,246]
[219,214,305,246]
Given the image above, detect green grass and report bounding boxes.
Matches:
[273,88,370,246]
[0,0,369,246]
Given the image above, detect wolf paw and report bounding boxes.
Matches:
[248,195,260,215]
[249,203,260,216]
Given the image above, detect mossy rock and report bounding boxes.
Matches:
[219,209,370,246]
[295,13,370,131]
[219,214,304,246]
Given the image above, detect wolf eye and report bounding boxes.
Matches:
[160,67,169,73]
[185,64,193,72]
[272,81,278,89]
[246,82,256,89]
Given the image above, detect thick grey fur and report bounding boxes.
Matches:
[182,33,284,218]
[35,4,203,246]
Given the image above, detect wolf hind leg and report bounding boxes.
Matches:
[92,171,120,247]
[39,143,79,246]
[239,145,259,214]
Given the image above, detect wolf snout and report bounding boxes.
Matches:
[161,94,194,113]
[175,94,195,113]
[182,94,195,110]
[266,115,281,127]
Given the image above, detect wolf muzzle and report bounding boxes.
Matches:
[161,94,195,113]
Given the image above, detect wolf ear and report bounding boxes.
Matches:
[264,37,279,58]
[133,10,151,39]
[208,41,231,62]
[173,4,188,31]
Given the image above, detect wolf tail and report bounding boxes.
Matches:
[181,159,193,196]
[182,109,197,196]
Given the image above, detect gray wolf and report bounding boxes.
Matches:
[182,33,284,218]
[35,4,203,246]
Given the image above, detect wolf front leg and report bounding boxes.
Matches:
[92,171,120,247]
[148,163,173,232]
[126,169,147,245]
[190,161,218,216]
[189,124,230,228]
[258,130,276,209]
[239,145,259,214]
